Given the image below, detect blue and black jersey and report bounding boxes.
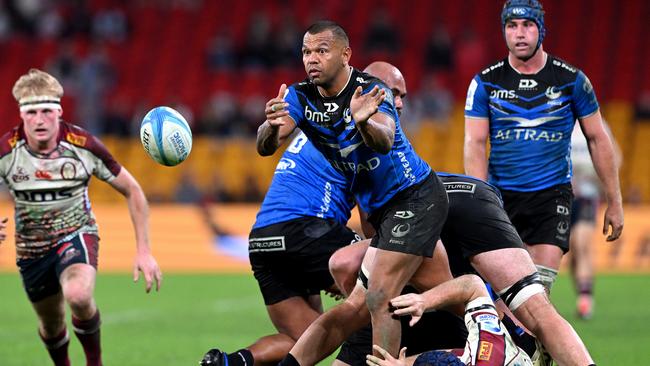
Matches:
[253,132,355,229]
[465,55,599,192]
[284,68,431,214]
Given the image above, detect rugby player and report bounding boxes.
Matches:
[463,0,623,294]
[256,21,448,357]
[0,68,161,366]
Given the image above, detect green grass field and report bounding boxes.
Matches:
[1,273,649,365]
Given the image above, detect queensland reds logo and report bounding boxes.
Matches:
[60,162,76,180]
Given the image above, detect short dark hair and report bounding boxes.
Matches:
[305,20,349,46]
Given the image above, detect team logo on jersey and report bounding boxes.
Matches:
[343,108,353,124]
[324,102,339,113]
[356,77,369,84]
[65,132,87,147]
[518,79,538,90]
[391,223,411,238]
[11,167,30,183]
[545,86,562,100]
[478,341,493,361]
[60,162,77,180]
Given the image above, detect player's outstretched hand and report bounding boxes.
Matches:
[264,84,290,126]
[603,202,624,241]
[0,217,7,244]
[366,345,407,366]
[390,293,425,327]
[351,85,385,124]
[133,251,163,293]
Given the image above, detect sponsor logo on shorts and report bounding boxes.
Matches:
[478,341,493,361]
[444,182,476,194]
[391,223,411,238]
[556,205,569,216]
[60,247,81,265]
[249,236,285,253]
[393,210,414,219]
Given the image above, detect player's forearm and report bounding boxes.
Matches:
[421,274,486,311]
[126,187,152,253]
[463,140,488,180]
[256,121,281,156]
[588,135,622,205]
[356,118,394,154]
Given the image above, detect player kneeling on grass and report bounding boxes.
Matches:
[366,274,532,366]
[0,68,162,366]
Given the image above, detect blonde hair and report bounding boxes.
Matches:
[12,68,64,105]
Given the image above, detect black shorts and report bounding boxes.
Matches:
[571,197,598,225]
[500,184,573,253]
[336,303,466,365]
[249,217,360,305]
[18,232,99,303]
[369,173,448,257]
[439,176,525,277]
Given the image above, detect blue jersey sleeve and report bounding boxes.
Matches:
[285,86,305,127]
[464,75,490,118]
[369,83,398,120]
[572,71,599,118]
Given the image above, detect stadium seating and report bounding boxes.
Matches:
[0,0,647,202]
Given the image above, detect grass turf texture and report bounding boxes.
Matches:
[0,273,648,365]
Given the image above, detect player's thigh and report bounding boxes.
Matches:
[525,243,564,270]
[56,232,99,299]
[367,248,423,297]
[471,247,537,292]
[409,241,454,291]
[266,295,322,340]
[250,219,358,305]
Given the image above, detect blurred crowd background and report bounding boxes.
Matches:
[0,0,648,204]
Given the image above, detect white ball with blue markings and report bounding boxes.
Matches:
[140,106,192,166]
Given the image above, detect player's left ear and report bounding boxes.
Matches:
[341,46,351,66]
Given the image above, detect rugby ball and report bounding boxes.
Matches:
[140,106,192,166]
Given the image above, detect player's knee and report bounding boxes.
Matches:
[64,286,94,312]
[365,287,389,315]
[535,264,558,292]
[329,251,359,291]
[498,272,546,312]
